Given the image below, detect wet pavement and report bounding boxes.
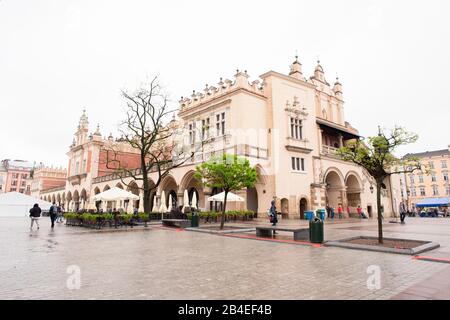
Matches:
[0,216,449,299]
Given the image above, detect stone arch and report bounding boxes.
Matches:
[180,170,204,209]
[66,191,72,203]
[345,172,362,217]
[93,187,101,211]
[299,197,308,219]
[80,189,88,210]
[73,190,80,211]
[51,194,56,203]
[324,168,345,210]
[103,185,110,192]
[280,198,289,215]
[116,182,123,189]
[57,193,61,205]
[127,181,141,211]
[159,175,178,209]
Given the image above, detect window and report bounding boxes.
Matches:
[431,173,436,182]
[290,117,303,140]
[75,161,80,174]
[21,181,26,187]
[420,187,426,196]
[429,161,434,169]
[19,188,25,194]
[10,188,16,192]
[201,118,210,140]
[446,187,450,196]
[441,160,448,169]
[215,112,226,136]
[291,157,305,172]
[410,188,416,197]
[409,175,415,184]
[11,180,17,186]
[419,175,424,183]
[189,123,195,144]
[444,173,449,182]
[21,174,27,179]
[83,159,87,172]
[432,185,439,196]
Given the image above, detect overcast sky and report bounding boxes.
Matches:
[1,0,449,167]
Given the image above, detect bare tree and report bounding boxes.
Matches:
[103,76,194,214]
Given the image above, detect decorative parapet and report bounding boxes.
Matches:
[179,70,265,111]
[40,185,66,194]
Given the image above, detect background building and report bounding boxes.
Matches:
[0,159,34,194]
[27,165,67,199]
[38,57,402,219]
[402,146,450,209]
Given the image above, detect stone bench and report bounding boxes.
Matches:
[255,226,309,241]
[162,219,191,228]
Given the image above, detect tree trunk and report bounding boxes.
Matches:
[376,181,383,244]
[143,190,151,214]
[220,191,228,230]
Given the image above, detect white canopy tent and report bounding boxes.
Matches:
[92,187,139,202]
[0,192,52,217]
[207,191,244,203]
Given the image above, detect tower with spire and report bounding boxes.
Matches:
[75,109,89,146]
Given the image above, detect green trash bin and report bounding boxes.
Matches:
[191,213,199,228]
[309,218,324,243]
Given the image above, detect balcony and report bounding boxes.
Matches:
[322,145,339,156]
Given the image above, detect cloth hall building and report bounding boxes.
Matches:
[39,57,402,219]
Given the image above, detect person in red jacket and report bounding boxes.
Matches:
[338,205,343,219]
[357,205,363,218]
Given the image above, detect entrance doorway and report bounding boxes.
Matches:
[300,198,307,219]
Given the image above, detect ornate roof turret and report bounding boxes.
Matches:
[289,55,304,80]
[78,109,89,130]
[311,60,329,85]
[333,76,343,99]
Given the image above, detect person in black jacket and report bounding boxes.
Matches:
[29,203,41,230]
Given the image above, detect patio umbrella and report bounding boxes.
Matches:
[152,198,158,212]
[182,189,189,213]
[159,191,167,213]
[191,192,198,210]
[167,194,173,212]
[207,191,244,203]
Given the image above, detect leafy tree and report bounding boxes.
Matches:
[194,154,257,230]
[337,126,421,243]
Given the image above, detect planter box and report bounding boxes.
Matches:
[325,236,440,255]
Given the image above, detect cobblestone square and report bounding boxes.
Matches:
[0,217,449,300]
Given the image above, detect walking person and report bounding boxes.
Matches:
[269,200,278,234]
[49,202,58,228]
[330,206,335,219]
[338,204,343,219]
[56,204,63,223]
[326,205,331,219]
[29,203,41,230]
[399,202,406,224]
[357,205,363,219]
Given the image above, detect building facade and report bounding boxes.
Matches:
[39,57,402,219]
[27,165,67,198]
[0,159,34,194]
[401,146,450,209]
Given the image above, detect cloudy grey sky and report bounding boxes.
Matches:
[1,0,449,167]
